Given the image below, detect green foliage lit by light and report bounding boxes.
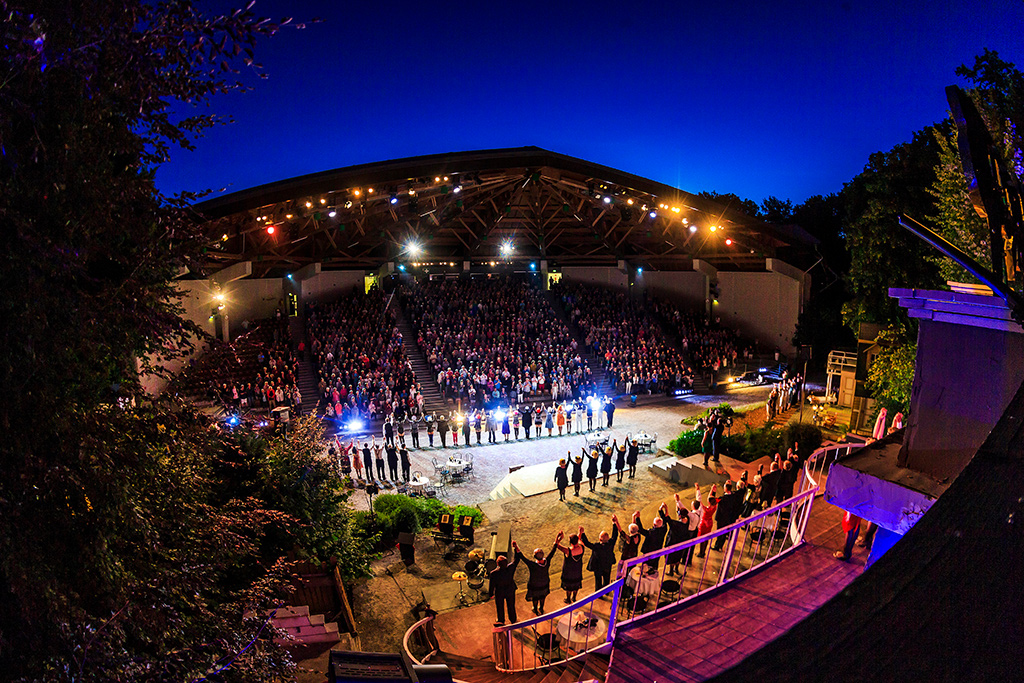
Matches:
[865,326,917,415]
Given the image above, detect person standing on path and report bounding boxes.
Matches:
[584,447,599,492]
[581,522,619,591]
[514,540,557,616]
[614,439,627,483]
[555,529,585,604]
[600,445,613,486]
[571,454,584,497]
[487,553,522,625]
[626,439,640,479]
[555,458,569,502]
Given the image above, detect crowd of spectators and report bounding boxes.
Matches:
[175,318,301,414]
[552,282,693,395]
[650,297,756,379]
[307,289,423,425]
[400,276,598,408]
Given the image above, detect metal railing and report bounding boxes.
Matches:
[491,578,621,672]
[485,440,860,672]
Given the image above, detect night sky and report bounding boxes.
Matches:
[156,0,1024,206]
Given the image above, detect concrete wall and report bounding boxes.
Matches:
[717,271,801,354]
[560,266,628,290]
[301,270,366,302]
[222,278,285,332]
[139,279,219,396]
[644,271,706,310]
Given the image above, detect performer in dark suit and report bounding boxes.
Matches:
[570,453,584,497]
[488,553,522,625]
[584,447,600,492]
[636,511,668,573]
[712,481,746,550]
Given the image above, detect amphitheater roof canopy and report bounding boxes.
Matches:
[194,147,816,278]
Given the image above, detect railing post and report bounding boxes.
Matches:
[721,526,740,581]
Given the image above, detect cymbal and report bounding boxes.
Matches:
[452,571,468,581]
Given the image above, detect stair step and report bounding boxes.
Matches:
[271,613,325,628]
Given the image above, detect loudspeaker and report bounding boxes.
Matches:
[459,516,474,527]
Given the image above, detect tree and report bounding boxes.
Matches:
[841,126,946,330]
[0,3,334,681]
[926,123,991,283]
[865,325,917,415]
[759,195,794,224]
[956,49,1024,183]
[698,190,761,218]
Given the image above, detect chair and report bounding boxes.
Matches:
[464,453,475,480]
[659,579,681,603]
[533,629,561,664]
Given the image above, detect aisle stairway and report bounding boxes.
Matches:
[393,305,448,414]
[289,316,320,416]
[540,286,616,399]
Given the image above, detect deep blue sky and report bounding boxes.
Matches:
[156,0,1024,206]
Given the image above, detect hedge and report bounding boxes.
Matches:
[668,423,823,464]
[368,494,484,544]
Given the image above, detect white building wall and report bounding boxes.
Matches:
[560,266,628,290]
[300,270,365,302]
[644,271,707,309]
[717,271,800,354]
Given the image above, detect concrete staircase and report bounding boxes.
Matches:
[393,304,448,414]
[271,605,344,647]
[648,451,728,486]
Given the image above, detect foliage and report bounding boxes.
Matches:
[372,494,424,541]
[927,123,991,283]
[720,427,784,463]
[451,505,484,528]
[865,325,917,415]
[698,190,761,218]
[412,497,451,528]
[0,2,316,681]
[782,423,824,459]
[680,402,737,425]
[841,126,946,330]
[956,49,1024,184]
[759,196,795,223]
[668,427,706,456]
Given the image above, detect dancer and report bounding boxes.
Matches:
[600,445,613,486]
[614,439,627,483]
[554,458,569,502]
[581,521,619,590]
[555,528,586,603]
[571,453,584,497]
[513,539,557,615]
[626,439,639,479]
[584,447,600,492]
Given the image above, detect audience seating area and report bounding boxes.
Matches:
[400,276,598,408]
[174,318,298,412]
[650,297,756,377]
[553,282,694,395]
[307,289,421,423]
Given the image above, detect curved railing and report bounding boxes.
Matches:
[403,616,439,666]
[487,440,861,672]
[491,578,621,672]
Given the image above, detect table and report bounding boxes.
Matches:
[626,565,662,598]
[447,458,468,472]
[584,432,610,450]
[633,431,656,453]
[409,476,430,495]
[556,613,608,646]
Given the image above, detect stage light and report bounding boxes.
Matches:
[353,189,361,196]
[603,196,612,204]
[453,185,462,194]
[285,213,293,219]
[228,415,240,427]
[344,200,353,209]
[435,176,441,182]
[215,293,225,302]
[347,419,364,432]
[408,188,416,196]
[494,410,506,421]
[649,211,657,219]
[672,206,681,213]
[490,261,496,266]
[725,238,733,246]
[305,201,312,208]
[367,187,374,194]
[287,273,293,280]
[637,267,643,274]
[221,233,228,241]
[501,241,513,256]
[328,210,337,218]
[627,198,634,205]
[407,241,421,256]
[529,262,537,270]
[267,225,275,235]
[443,176,449,182]
[710,225,718,232]
[398,264,406,272]
[390,194,399,204]
[689,225,697,233]
[320,198,326,204]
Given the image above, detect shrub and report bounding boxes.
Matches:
[451,505,483,527]
[413,497,450,527]
[669,428,705,456]
[371,494,422,542]
[681,402,737,425]
[783,423,823,459]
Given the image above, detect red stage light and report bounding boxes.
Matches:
[267,225,276,235]
[725,238,733,246]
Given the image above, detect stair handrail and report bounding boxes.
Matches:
[403,615,439,666]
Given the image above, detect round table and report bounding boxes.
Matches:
[556,613,608,646]
[409,476,430,494]
[626,565,662,598]
[447,458,468,472]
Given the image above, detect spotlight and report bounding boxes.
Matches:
[344,200,353,209]
[390,194,399,204]
[453,185,462,194]
[287,273,293,280]
[725,238,733,246]
[627,198,634,205]
[603,196,612,204]
[367,187,374,194]
[529,262,537,270]
[637,267,643,274]
[227,415,240,427]
[407,242,421,256]
[347,419,364,432]
[435,176,441,182]
[353,189,361,196]
[320,197,326,204]
[398,264,406,272]
[649,211,657,219]
[267,225,275,235]
[305,201,312,208]
[710,225,718,232]
[214,293,225,302]
[328,210,337,217]
[672,206,680,213]
[501,241,513,256]
[494,410,506,421]
[408,188,416,196]
[689,225,697,233]
[285,213,293,219]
